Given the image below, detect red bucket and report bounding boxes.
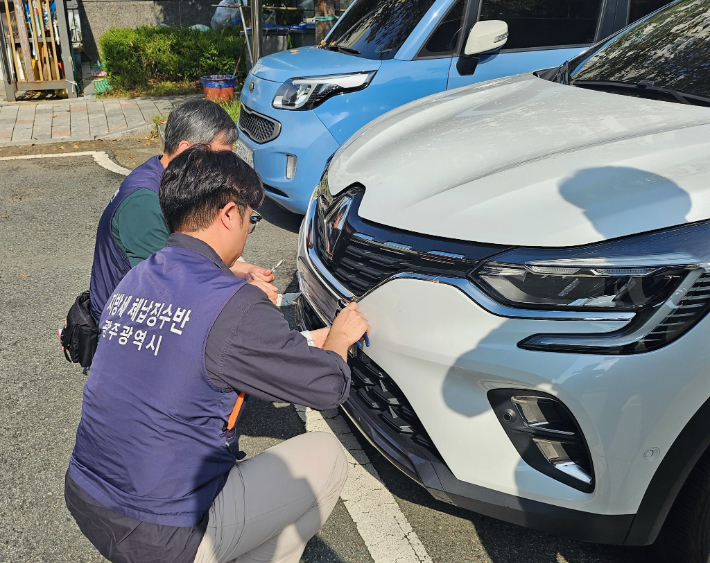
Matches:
[200,75,237,102]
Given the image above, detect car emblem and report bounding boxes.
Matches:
[249,81,255,92]
[324,195,352,260]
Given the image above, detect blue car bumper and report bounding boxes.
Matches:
[239,74,340,215]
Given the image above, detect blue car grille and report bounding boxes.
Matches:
[238,105,281,144]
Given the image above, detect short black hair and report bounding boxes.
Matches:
[159,145,264,233]
[163,100,237,155]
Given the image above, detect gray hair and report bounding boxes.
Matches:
[163,100,238,155]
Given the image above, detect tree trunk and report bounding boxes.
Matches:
[315,0,336,44]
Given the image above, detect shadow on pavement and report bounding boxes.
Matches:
[302,534,352,563]
[259,197,304,235]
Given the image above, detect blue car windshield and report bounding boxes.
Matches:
[566,0,710,103]
[324,0,437,60]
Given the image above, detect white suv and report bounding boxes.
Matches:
[296,0,710,559]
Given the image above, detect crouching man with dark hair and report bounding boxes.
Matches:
[89,99,276,323]
[65,146,369,563]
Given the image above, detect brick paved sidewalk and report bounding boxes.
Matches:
[0,95,200,146]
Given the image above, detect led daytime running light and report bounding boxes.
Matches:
[273,72,376,111]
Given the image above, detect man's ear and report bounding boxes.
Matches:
[175,140,192,155]
[220,202,242,231]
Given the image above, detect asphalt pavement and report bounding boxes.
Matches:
[0,144,657,562]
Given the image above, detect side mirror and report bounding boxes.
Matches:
[463,20,508,56]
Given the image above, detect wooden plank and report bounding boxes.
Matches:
[17,78,71,89]
[13,0,34,80]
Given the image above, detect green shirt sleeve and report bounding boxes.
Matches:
[111,189,170,267]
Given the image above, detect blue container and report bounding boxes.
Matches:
[200,75,238,88]
[200,75,237,102]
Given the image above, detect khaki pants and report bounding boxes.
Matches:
[194,431,348,563]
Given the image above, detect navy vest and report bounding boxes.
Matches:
[69,244,246,526]
[89,155,165,319]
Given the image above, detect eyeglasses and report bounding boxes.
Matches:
[249,211,262,234]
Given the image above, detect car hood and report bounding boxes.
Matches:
[250,46,381,83]
[327,73,710,247]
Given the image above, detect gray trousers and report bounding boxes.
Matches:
[194,431,348,563]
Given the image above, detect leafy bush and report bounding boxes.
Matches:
[99,26,248,90]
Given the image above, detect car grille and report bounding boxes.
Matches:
[349,346,439,453]
[238,105,281,144]
[316,231,419,295]
[312,191,503,297]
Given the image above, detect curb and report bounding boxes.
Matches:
[95,122,156,141]
[0,122,157,148]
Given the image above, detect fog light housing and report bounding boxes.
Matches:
[489,389,594,492]
[286,154,297,179]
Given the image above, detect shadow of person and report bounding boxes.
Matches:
[301,534,351,563]
[558,166,691,239]
[258,197,305,235]
[238,396,307,443]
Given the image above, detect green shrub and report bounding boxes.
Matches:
[99,26,248,90]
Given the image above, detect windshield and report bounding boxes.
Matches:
[566,0,710,101]
[325,0,437,60]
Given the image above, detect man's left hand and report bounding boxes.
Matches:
[231,261,275,283]
[247,274,278,304]
[231,262,278,304]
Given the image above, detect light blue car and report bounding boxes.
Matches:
[236,0,669,214]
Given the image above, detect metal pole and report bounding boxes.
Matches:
[251,0,262,64]
[238,3,252,67]
[55,0,77,97]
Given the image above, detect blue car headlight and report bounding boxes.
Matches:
[272,72,377,111]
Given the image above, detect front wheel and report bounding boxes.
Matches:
[656,448,710,563]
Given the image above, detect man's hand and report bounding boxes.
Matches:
[231,262,278,304]
[247,272,278,305]
[324,302,370,361]
[231,261,275,283]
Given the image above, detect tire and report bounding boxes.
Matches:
[656,448,710,563]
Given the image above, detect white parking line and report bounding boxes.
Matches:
[296,405,433,563]
[0,151,131,175]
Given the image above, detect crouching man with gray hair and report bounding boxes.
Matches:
[89,99,276,322]
[66,146,369,562]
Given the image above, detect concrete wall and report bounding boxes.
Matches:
[78,0,216,62]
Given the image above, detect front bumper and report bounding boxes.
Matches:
[295,293,633,544]
[239,75,340,214]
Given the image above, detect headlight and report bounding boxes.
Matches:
[272,72,377,111]
[476,263,685,312]
[470,220,710,354]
